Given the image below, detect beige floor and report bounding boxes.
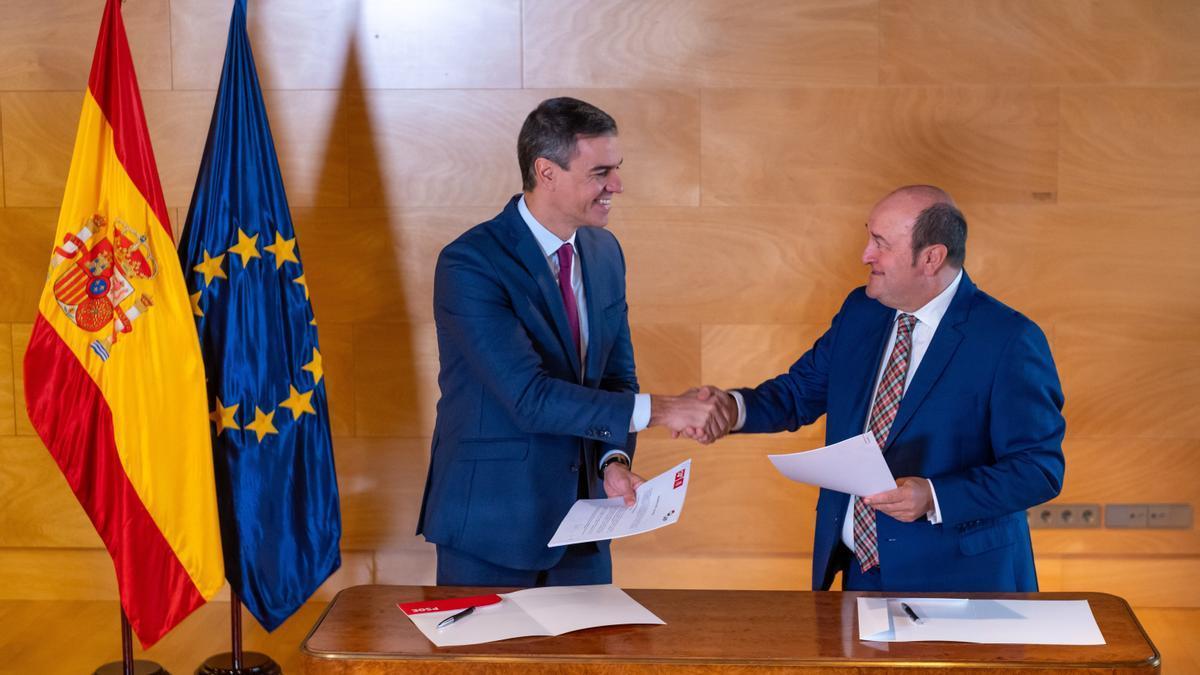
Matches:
[0,600,1188,673]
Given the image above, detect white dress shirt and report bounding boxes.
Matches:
[517,197,649,470]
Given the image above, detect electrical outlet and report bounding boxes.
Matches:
[1028,503,1102,529]
[1106,504,1149,529]
[1146,504,1193,529]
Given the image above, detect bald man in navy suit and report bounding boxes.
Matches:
[692,186,1065,592]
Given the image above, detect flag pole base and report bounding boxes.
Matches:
[94,661,168,675]
[195,652,280,675]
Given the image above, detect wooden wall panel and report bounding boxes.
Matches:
[1057,558,1200,607]
[0,325,11,436]
[374,549,437,587]
[335,438,430,551]
[1035,529,1200,557]
[124,90,351,212]
[294,207,490,325]
[701,323,833,442]
[0,437,101,548]
[0,0,172,91]
[10,324,32,437]
[966,204,1200,327]
[171,0,521,91]
[3,84,349,216]
[0,548,374,602]
[2,0,1199,627]
[320,322,356,438]
[630,324,701,397]
[617,206,866,325]
[524,0,879,88]
[0,549,117,600]
[0,93,80,207]
[0,209,56,323]
[1058,438,1200,505]
[1055,319,1200,440]
[614,552,811,591]
[350,90,699,209]
[1136,608,1200,672]
[0,114,5,206]
[620,438,819,557]
[880,0,1200,85]
[353,322,438,438]
[0,599,328,674]
[141,90,213,211]
[262,91,351,209]
[1059,88,1200,204]
[702,87,1059,206]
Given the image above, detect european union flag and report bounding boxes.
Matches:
[178,0,341,631]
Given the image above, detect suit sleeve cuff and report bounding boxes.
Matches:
[599,449,631,472]
[926,479,943,524]
[628,393,651,432]
[730,390,747,431]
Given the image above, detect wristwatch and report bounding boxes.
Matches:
[599,454,630,475]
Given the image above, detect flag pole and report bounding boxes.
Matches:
[91,608,166,675]
[231,591,243,669]
[195,593,281,674]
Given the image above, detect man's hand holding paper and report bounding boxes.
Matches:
[549,459,691,547]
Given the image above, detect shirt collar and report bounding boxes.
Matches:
[903,268,963,331]
[518,194,576,258]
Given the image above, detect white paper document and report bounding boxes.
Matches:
[547,459,691,547]
[768,433,896,495]
[398,584,664,647]
[857,597,1105,645]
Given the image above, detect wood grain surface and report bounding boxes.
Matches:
[0,5,1196,671]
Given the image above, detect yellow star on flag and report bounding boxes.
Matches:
[302,347,324,385]
[264,233,298,270]
[280,385,316,419]
[193,250,227,286]
[245,406,278,442]
[210,398,240,435]
[293,273,309,300]
[228,228,261,267]
[190,291,204,317]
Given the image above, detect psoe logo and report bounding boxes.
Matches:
[673,468,686,489]
[50,214,158,362]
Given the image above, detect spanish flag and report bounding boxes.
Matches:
[22,0,224,648]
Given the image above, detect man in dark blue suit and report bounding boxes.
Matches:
[695,185,1065,592]
[417,98,729,586]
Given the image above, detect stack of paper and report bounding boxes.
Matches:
[857,597,1105,645]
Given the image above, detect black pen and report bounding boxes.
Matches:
[436,605,475,629]
[900,602,925,625]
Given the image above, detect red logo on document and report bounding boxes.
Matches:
[673,469,686,489]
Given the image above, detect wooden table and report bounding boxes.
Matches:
[300,585,1160,673]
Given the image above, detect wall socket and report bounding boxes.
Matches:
[1028,503,1102,529]
[1107,504,1193,529]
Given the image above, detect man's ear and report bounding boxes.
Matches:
[533,157,558,191]
[920,244,948,275]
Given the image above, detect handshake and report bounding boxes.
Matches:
[649,386,739,444]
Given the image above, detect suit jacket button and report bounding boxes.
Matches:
[569,463,579,472]
[600,430,610,437]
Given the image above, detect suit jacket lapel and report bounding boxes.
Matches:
[501,198,584,381]
[885,274,975,449]
[575,231,605,388]
[847,307,896,439]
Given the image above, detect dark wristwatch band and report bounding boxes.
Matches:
[599,454,630,474]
